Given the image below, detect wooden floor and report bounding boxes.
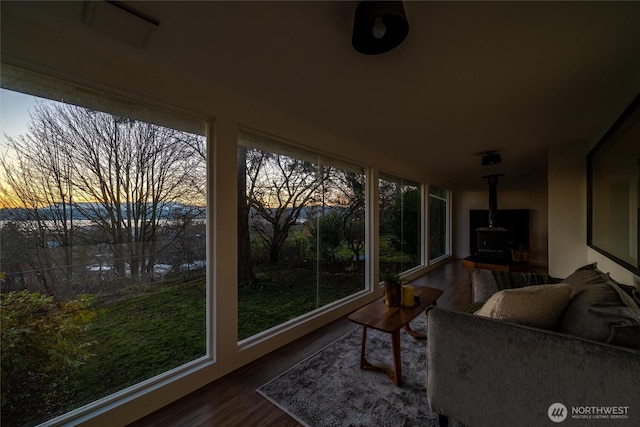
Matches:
[129,260,473,427]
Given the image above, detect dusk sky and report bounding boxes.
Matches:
[0,88,44,147]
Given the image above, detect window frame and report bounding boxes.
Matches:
[377,171,426,278]
[1,64,216,427]
[236,127,372,348]
[427,185,452,263]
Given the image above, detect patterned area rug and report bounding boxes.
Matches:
[257,313,463,427]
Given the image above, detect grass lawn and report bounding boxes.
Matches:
[238,263,365,339]
[68,279,207,409]
[4,264,364,426]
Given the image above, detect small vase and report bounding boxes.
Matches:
[384,281,402,306]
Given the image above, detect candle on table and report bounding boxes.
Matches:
[401,285,414,307]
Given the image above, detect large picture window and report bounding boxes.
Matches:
[429,186,450,261]
[237,130,366,341]
[0,69,208,426]
[378,173,422,275]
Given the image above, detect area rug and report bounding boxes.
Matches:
[257,314,464,427]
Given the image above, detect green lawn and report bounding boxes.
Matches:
[69,279,207,407]
[238,264,364,339]
[3,264,364,427]
[74,263,363,404]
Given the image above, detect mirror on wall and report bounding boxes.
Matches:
[588,94,640,275]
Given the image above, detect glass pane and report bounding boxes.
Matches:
[429,186,449,260]
[315,166,366,309]
[379,174,422,275]
[0,88,207,426]
[237,134,366,341]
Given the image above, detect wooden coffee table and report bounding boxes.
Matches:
[348,286,443,387]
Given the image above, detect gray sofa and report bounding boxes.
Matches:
[425,264,640,427]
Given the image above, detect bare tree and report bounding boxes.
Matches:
[1,102,75,294]
[245,147,325,264]
[55,106,204,280]
[1,101,206,291]
[335,171,366,269]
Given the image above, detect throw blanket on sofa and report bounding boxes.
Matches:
[468,269,561,313]
[491,270,561,290]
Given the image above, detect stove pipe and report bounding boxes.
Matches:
[483,174,503,227]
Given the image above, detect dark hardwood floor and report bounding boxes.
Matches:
[129,260,473,427]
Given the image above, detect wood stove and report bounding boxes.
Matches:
[473,174,512,263]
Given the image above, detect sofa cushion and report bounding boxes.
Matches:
[471,269,498,302]
[560,267,640,347]
[475,283,573,329]
[608,324,640,349]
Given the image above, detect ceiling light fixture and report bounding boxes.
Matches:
[352,1,409,55]
[482,151,502,166]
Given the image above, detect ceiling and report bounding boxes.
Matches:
[3,1,640,189]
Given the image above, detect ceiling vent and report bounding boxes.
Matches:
[83,1,159,48]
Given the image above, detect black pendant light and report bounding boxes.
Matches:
[352,1,409,55]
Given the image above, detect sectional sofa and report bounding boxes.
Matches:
[425,264,640,426]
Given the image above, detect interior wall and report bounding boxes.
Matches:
[547,140,640,286]
[545,139,636,281]
[547,141,589,278]
[454,183,548,267]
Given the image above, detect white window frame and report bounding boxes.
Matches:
[1,64,216,427]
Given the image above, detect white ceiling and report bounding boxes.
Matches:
[3,1,640,189]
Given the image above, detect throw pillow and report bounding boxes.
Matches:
[475,283,573,329]
[609,276,640,307]
[561,263,608,287]
[560,273,640,345]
